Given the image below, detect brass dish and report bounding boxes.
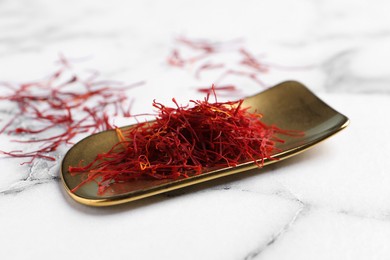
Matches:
[61,81,349,206]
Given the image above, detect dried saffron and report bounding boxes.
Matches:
[69,87,302,194]
[0,59,144,164]
[196,85,240,95]
[167,37,307,95]
[166,36,273,93]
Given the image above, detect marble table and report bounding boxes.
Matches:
[1,0,390,259]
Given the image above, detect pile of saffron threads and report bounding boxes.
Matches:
[69,90,300,194]
[0,63,143,164]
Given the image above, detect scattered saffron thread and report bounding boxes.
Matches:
[0,59,144,164]
[167,36,274,93]
[197,85,238,95]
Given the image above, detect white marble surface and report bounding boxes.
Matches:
[1,0,390,259]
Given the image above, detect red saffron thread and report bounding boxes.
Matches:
[167,36,299,94]
[239,48,269,73]
[197,85,238,94]
[195,62,225,79]
[0,59,144,164]
[69,87,303,194]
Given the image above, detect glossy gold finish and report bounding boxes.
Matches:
[61,81,349,206]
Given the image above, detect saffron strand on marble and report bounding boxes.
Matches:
[166,36,272,92]
[0,61,144,164]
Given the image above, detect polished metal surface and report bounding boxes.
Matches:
[61,81,349,206]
